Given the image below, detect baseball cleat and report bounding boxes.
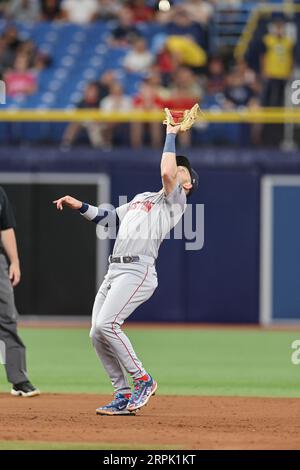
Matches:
[127,375,157,412]
[11,381,40,397]
[96,393,136,416]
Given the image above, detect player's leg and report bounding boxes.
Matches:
[0,312,27,385]
[91,264,157,380]
[91,263,158,412]
[90,277,131,396]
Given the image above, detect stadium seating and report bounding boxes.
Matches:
[0,20,158,109]
[0,2,288,111]
[0,1,292,145]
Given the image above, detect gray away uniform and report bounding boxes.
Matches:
[84,184,186,394]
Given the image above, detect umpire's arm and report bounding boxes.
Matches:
[161,124,180,196]
[0,188,21,287]
[1,229,21,287]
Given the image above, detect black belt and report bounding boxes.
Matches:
[109,255,140,264]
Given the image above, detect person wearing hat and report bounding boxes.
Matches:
[53,121,199,416]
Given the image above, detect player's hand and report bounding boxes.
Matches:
[9,262,21,287]
[53,195,82,211]
[166,123,181,135]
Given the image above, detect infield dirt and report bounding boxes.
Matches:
[0,393,299,449]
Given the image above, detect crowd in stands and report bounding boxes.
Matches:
[0,1,296,147]
[0,0,217,25]
[0,23,51,97]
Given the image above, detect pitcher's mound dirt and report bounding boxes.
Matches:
[0,394,299,450]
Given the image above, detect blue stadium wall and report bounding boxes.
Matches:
[1,147,299,323]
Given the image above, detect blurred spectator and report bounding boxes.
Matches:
[259,19,294,146]
[2,25,24,54]
[33,51,53,71]
[166,6,206,47]
[206,56,226,95]
[110,6,140,46]
[145,67,170,102]
[123,37,153,74]
[235,58,259,95]
[100,82,132,112]
[99,82,132,148]
[97,70,116,100]
[4,53,37,97]
[61,0,99,24]
[128,0,154,24]
[183,0,214,26]
[17,39,37,67]
[156,43,177,87]
[95,0,121,21]
[133,75,164,109]
[235,58,256,85]
[0,27,52,79]
[166,66,202,147]
[40,0,62,21]
[260,19,294,107]
[166,35,207,72]
[131,75,166,148]
[223,68,257,109]
[61,82,101,149]
[81,82,102,108]
[0,36,15,76]
[168,66,202,109]
[6,0,40,22]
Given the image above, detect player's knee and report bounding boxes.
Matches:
[93,319,112,338]
[89,326,94,339]
[90,325,105,345]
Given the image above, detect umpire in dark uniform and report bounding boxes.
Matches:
[0,186,39,397]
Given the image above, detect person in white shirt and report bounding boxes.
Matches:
[100,82,132,112]
[99,82,132,148]
[123,37,153,74]
[61,0,99,24]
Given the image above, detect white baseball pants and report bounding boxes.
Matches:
[90,261,157,394]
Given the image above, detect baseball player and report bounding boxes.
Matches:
[0,186,40,397]
[54,113,199,415]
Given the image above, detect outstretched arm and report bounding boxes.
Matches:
[160,124,181,196]
[53,195,118,227]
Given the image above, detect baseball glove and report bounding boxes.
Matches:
[163,103,202,132]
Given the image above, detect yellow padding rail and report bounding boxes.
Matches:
[0,108,299,124]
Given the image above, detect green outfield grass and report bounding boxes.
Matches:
[0,327,299,397]
[0,441,179,450]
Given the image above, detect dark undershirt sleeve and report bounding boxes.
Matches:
[0,188,16,231]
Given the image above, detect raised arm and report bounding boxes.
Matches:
[53,195,118,227]
[160,124,181,196]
